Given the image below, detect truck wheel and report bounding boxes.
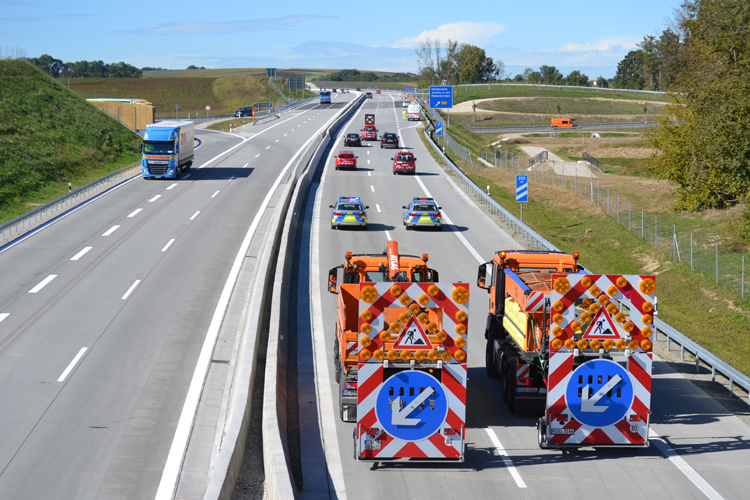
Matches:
[485,340,500,379]
[334,336,341,383]
[185,162,192,172]
[537,418,548,449]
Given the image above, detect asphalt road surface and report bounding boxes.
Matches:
[297,93,750,500]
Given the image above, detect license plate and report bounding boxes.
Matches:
[516,387,538,393]
[551,428,575,435]
[364,440,381,450]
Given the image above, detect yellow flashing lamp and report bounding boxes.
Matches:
[455,324,467,335]
[435,331,448,342]
[640,278,656,294]
[454,350,466,362]
[399,312,410,324]
[456,310,467,322]
[400,350,412,361]
[589,285,601,296]
[616,339,627,350]
[606,303,618,315]
[455,337,466,348]
[499,251,507,260]
[577,339,588,350]
[452,287,469,304]
[581,276,592,288]
[590,339,601,350]
[580,312,591,323]
[373,349,385,361]
[399,294,411,305]
[553,301,564,312]
[418,294,430,306]
[387,350,399,361]
[571,320,582,332]
[589,303,600,315]
[361,350,372,360]
[428,322,439,333]
[390,284,402,297]
[409,304,421,315]
[551,338,563,350]
[597,295,609,306]
[440,350,452,361]
[641,339,652,350]
[361,323,372,334]
[389,322,401,333]
[428,284,440,297]
[623,321,635,332]
[603,339,614,350]
[414,350,426,361]
[553,277,570,293]
[418,312,429,324]
[642,314,653,325]
[361,310,373,321]
[615,312,626,323]
[361,286,378,303]
[607,285,618,297]
[379,331,391,342]
[564,338,576,349]
[360,336,372,347]
[641,326,653,338]
[552,314,564,324]
[628,339,639,350]
[616,276,628,288]
[552,326,563,337]
[581,298,593,308]
[427,349,439,361]
[643,302,654,313]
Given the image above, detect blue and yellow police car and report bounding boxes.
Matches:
[402,197,442,230]
[330,196,368,230]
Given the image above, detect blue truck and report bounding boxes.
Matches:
[320,90,331,105]
[141,121,195,179]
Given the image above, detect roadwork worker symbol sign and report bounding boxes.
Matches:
[582,308,620,339]
[392,316,433,350]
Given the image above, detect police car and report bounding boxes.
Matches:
[402,197,442,230]
[330,197,368,230]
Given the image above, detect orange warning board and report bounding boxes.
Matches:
[392,316,433,350]
[581,308,621,340]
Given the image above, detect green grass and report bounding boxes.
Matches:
[449,84,671,105]
[0,60,141,224]
[528,132,637,138]
[449,112,652,129]
[479,97,665,116]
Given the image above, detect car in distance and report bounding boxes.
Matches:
[402,197,442,230]
[392,151,417,175]
[344,133,361,147]
[380,132,399,149]
[235,107,253,117]
[330,196,368,230]
[334,151,358,170]
[365,92,373,98]
[361,125,378,141]
[402,100,410,108]
[376,89,381,94]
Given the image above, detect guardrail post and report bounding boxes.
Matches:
[641,209,644,239]
[629,202,631,231]
[691,233,693,270]
[681,344,685,362]
[742,255,745,299]
[716,242,719,283]
[655,216,658,250]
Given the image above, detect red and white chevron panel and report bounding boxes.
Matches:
[516,363,531,380]
[524,291,546,311]
[355,363,466,459]
[545,274,655,446]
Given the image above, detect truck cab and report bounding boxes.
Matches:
[141,121,195,179]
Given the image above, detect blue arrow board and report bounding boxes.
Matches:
[516,175,528,202]
[435,122,443,136]
[429,86,453,109]
[375,371,448,441]
[566,359,633,427]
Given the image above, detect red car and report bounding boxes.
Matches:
[392,151,416,175]
[361,125,377,141]
[376,89,381,94]
[335,151,358,170]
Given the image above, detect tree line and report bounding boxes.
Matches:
[322,68,418,82]
[415,40,506,85]
[612,28,683,90]
[29,54,142,78]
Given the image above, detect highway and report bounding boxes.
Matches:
[0,95,357,499]
[297,92,750,499]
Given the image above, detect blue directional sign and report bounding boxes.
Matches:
[435,122,443,136]
[566,359,633,427]
[516,175,528,202]
[375,371,448,441]
[429,86,453,109]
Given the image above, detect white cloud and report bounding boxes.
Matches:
[391,21,505,48]
[134,15,332,36]
[558,35,640,53]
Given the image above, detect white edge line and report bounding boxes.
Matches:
[121,280,141,300]
[70,246,92,261]
[384,230,392,241]
[376,204,381,213]
[0,313,9,323]
[29,274,57,293]
[485,428,527,488]
[212,191,220,198]
[127,208,142,218]
[649,430,726,500]
[102,225,120,236]
[166,183,178,190]
[57,347,88,382]
[370,185,374,192]
[154,100,349,500]
[149,194,161,202]
[190,211,200,221]
[161,239,175,252]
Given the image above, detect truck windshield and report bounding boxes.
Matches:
[143,141,174,154]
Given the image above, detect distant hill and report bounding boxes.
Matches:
[0,60,141,221]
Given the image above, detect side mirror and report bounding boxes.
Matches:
[328,205,334,208]
[328,268,338,294]
[414,157,417,161]
[402,206,407,209]
[477,263,488,289]
[365,206,370,209]
[140,143,144,154]
[390,158,394,161]
[429,269,439,282]
[438,206,443,209]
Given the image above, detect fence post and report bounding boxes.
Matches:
[716,242,719,283]
[673,225,676,261]
[575,169,577,193]
[607,188,609,214]
[655,216,658,250]
[691,232,693,270]
[617,195,620,224]
[742,256,745,299]
[629,202,631,231]
[641,209,644,239]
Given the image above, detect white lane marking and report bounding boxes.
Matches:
[127,208,142,218]
[102,225,120,236]
[275,139,279,142]
[367,159,370,164]
[368,172,371,177]
[284,133,288,137]
[266,146,271,149]
[162,239,175,252]
[370,185,374,192]
[255,154,261,158]
[183,174,192,179]
[155,102,347,500]
[649,430,726,500]
[190,211,200,221]
[212,190,220,198]
[376,204,381,212]
[485,428,527,488]
[70,247,92,261]
[242,163,248,168]
[166,183,178,190]
[0,313,9,323]
[367,150,370,154]
[122,279,141,300]
[29,275,57,294]
[228,175,236,181]
[385,230,392,241]
[149,194,161,203]
[414,176,483,263]
[57,347,87,382]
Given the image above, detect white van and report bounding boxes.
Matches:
[406,104,421,121]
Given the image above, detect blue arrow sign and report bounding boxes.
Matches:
[516,175,528,203]
[435,122,443,136]
[375,371,448,441]
[566,359,633,427]
[429,86,453,109]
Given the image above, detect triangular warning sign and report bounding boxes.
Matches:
[582,308,621,339]
[392,316,434,350]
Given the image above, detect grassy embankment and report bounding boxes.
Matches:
[0,60,141,225]
[418,117,750,377]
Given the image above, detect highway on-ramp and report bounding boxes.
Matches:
[0,94,356,499]
[297,93,750,499]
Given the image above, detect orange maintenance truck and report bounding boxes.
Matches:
[477,250,656,449]
[551,117,576,127]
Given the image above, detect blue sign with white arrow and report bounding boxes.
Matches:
[375,371,448,441]
[435,122,443,136]
[566,359,633,427]
[429,86,453,109]
[516,175,528,202]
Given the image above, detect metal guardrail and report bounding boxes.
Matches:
[0,163,140,244]
[467,121,653,134]
[418,103,750,405]
[529,150,548,168]
[582,151,603,171]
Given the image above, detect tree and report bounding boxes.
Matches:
[539,65,562,84]
[30,54,63,77]
[513,73,524,82]
[595,76,609,88]
[613,50,645,89]
[565,70,589,87]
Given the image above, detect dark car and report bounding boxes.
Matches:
[380,132,399,149]
[365,92,372,98]
[235,107,253,117]
[345,133,361,147]
[356,87,361,91]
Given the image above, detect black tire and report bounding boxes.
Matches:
[485,339,500,379]
[334,335,341,384]
[537,418,548,449]
[335,166,339,170]
[331,224,336,230]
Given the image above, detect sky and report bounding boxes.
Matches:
[1,0,680,78]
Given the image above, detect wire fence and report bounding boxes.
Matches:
[582,151,602,171]
[1,46,28,60]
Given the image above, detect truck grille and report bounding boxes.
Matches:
[148,163,169,175]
